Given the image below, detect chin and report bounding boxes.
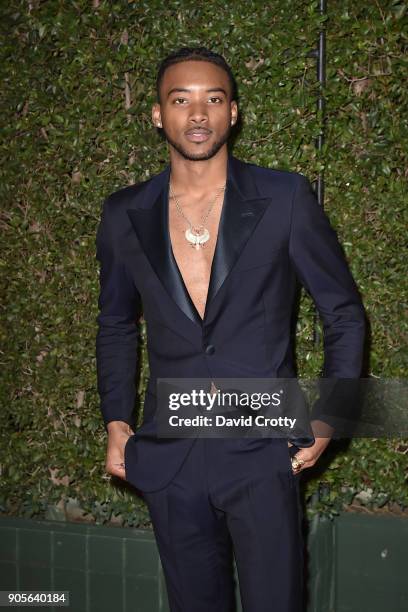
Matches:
[185,148,215,160]
[178,142,225,162]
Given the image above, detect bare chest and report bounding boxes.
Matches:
[168,197,224,320]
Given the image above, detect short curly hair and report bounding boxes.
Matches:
[156,47,237,103]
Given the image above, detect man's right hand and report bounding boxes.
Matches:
[105,421,135,480]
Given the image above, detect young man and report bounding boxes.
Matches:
[96,47,365,612]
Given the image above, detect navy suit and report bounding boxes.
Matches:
[95,155,365,611]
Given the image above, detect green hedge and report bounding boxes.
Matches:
[1,0,406,526]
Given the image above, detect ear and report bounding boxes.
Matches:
[152,103,162,128]
[230,100,238,126]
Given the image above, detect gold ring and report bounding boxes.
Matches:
[291,456,304,471]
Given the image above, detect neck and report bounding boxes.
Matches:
[169,146,228,195]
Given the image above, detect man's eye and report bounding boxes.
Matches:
[174,98,187,104]
[209,97,222,103]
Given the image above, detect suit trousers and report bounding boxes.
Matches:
[141,436,304,612]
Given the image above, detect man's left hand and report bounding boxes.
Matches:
[288,419,334,473]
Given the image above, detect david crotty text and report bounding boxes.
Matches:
[168,415,297,429]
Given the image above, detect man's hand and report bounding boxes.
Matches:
[287,419,334,474]
[105,421,135,480]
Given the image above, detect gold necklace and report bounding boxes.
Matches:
[169,182,226,250]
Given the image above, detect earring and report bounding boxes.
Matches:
[157,122,162,128]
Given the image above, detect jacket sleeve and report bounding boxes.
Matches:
[288,175,366,428]
[95,196,142,431]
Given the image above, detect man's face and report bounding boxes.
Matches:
[152,60,238,161]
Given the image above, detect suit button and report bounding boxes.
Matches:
[205,344,215,355]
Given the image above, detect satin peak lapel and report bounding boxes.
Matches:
[127,157,271,327]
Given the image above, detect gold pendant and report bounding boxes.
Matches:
[185,226,210,250]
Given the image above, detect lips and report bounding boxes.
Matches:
[185,128,212,143]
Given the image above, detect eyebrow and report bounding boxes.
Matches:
[166,87,228,98]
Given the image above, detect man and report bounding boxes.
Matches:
[96,47,365,612]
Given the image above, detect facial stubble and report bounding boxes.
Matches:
[161,123,232,162]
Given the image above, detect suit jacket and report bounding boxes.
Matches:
[95,155,366,492]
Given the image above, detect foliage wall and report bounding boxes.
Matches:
[0,0,406,526]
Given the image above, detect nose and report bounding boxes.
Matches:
[189,102,208,124]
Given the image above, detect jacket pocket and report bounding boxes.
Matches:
[234,246,286,273]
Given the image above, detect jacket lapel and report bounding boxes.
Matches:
[127,155,271,327]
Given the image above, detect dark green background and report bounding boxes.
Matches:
[0,0,406,526]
